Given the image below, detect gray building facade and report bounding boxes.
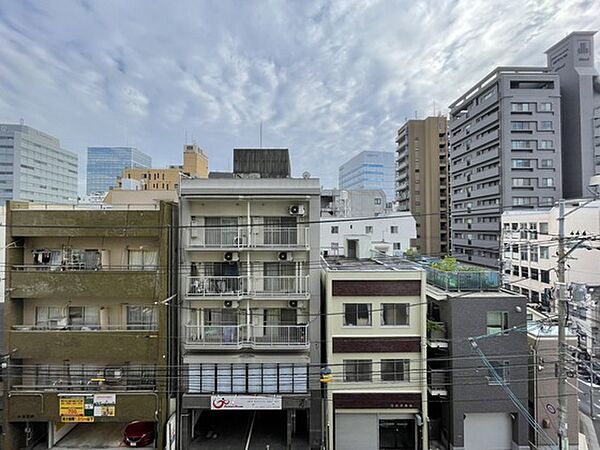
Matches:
[449,68,563,268]
[427,282,529,450]
[546,31,600,199]
[0,124,78,204]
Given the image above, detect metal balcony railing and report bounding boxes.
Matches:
[252,276,310,296]
[184,324,309,348]
[188,225,309,248]
[187,276,246,296]
[10,384,156,392]
[427,322,448,349]
[428,368,449,396]
[425,266,500,291]
[12,323,158,331]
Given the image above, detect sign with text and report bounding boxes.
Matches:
[93,394,116,417]
[211,395,282,410]
[59,397,85,417]
[61,416,95,423]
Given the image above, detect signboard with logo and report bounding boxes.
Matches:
[59,394,117,422]
[211,395,282,410]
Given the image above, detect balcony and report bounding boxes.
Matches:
[428,368,448,396]
[9,267,159,299]
[427,321,448,349]
[9,325,159,361]
[424,266,501,291]
[188,226,309,249]
[185,275,310,299]
[184,324,309,350]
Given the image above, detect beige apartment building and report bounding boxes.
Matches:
[322,254,428,450]
[106,143,208,199]
[395,116,450,257]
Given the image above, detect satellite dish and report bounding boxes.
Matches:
[302,171,311,179]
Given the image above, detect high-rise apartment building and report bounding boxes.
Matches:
[395,116,450,256]
[546,31,600,198]
[0,124,78,204]
[86,146,151,194]
[178,149,322,448]
[448,68,563,268]
[338,151,395,200]
[2,201,176,450]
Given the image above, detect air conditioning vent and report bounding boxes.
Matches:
[224,252,239,262]
[223,300,239,309]
[289,205,306,216]
[288,300,304,308]
[278,251,292,261]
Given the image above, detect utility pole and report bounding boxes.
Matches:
[590,349,595,419]
[557,198,568,449]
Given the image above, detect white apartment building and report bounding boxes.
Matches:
[502,200,600,351]
[178,174,322,449]
[321,255,428,450]
[320,213,416,257]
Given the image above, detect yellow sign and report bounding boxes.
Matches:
[59,397,85,417]
[61,416,95,423]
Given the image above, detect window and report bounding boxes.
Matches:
[487,360,510,385]
[539,102,553,112]
[381,359,409,382]
[512,178,532,187]
[128,249,158,270]
[343,304,372,326]
[127,306,158,330]
[390,226,398,234]
[365,226,373,234]
[539,121,553,130]
[393,242,401,250]
[539,222,549,234]
[35,306,63,329]
[374,198,382,205]
[331,226,339,234]
[540,246,549,259]
[540,159,554,168]
[541,270,550,284]
[540,178,554,187]
[513,197,536,206]
[511,121,531,131]
[512,159,531,169]
[344,360,372,382]
[511,140,534,150]
[511,102,533,112]
[381,303,409,326]
[487,311,509,335]
[540,140,554,149]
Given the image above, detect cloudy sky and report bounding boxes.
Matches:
[1,0,599,191]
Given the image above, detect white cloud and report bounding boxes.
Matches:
[0,0,599,191]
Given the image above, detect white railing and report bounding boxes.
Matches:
[184,324,309,347]
[252,276,309,296]
[187,276,246,296]
[12,324,158,331]
[188,225,309,248]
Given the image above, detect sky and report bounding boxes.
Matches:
[1,0,599,193]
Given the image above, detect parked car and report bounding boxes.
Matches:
[123,421,155,447]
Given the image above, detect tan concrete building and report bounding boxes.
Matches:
[114,143,208,192]
[395,116,449,257]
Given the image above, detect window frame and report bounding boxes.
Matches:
[486,311,509,335]
[343,359,373,383]
[381,303,409,327]
[343,303,372,327]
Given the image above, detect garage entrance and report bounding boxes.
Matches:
[464,413,512,450]
[50,422,155,449]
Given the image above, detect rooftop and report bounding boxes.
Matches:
[322,256,421,271]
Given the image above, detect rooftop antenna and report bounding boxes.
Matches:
[259,121,263,149]
[414,110,418,119]
[19,118,24,126]
[185,130,188,144]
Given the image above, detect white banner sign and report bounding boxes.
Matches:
[211,395,282,410]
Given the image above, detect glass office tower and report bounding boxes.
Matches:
[86,146,151,194]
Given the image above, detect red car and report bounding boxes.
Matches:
[123,421,155,447]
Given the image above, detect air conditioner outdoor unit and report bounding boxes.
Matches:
[289,300,304,309]
[278,251,293,261]
[224,252,239,262]
[289,204,306,216]
[223,300,239,309]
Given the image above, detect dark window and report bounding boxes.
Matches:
[343,360,372,382]
[510,80,554,89]
[381,359,409,382]
[343,304,372,326]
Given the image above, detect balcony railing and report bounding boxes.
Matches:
[12,264,157,272]
[425,266,500,291]
[188,226,309,248]
[252,276,309,297]
[184,324,309,348]
[186,275,309,297]
[12,323,158,332]
[428,368,448,396]
[10,383,156,392]
[187,276,246,297]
